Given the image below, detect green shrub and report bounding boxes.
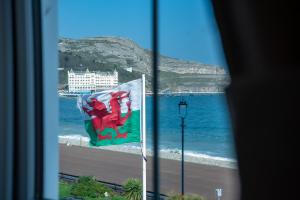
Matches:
[59,181,72,199]
[84,197,104,200]
[70,176,114,200]
[122,178,142,200]
[184,195,206,200]
[111,196,127,200]
[167,193,206,200]
[167,193,182,200]
[83,195,126,200]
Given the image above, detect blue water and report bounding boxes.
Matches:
[59,95,236,159]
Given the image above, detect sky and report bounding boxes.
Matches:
[59,0,227,67]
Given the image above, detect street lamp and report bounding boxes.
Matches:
[179,99,188,118]
[178,98,187,197]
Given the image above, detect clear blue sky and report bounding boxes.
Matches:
[59,0,227,67]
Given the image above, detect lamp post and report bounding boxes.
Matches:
[178,98,187,197]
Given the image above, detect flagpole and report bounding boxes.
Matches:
[142,74,147,200]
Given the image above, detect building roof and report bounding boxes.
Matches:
[68,68,118,76]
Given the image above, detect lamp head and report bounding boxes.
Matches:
[178,99,188,118]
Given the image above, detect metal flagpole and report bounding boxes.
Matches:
[142,74,147,200]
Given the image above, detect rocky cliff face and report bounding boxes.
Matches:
[58,36,229,92]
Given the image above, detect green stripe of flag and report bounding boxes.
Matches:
[84,110,140,146]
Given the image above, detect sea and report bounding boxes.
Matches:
[59,94,237,168]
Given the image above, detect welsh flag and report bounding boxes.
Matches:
[77,79,142,146]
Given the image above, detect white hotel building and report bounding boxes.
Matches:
[68,68,118,93]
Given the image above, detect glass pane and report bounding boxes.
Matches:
[58,0,239,200]
[58,0,153,199]
[158,0,239,200]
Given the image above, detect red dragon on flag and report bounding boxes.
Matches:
[78,78,142,146]
[82,91,132,140]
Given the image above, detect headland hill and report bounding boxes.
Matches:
[58,36,230,94]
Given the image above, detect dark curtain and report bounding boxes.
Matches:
[212,1,299,200]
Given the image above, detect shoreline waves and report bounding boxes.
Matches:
[59,135,237,169]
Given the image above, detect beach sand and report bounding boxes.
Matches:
[60,144,240,200]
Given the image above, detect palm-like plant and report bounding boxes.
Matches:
[123,178,142,200]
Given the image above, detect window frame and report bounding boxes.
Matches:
[0,0,58,199]
[0,0,161,199]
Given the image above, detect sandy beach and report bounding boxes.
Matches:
[60,143,240,200]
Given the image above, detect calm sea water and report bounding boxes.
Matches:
[59,95,236,159]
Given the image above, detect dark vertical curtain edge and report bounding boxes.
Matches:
[32,0,44,199]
